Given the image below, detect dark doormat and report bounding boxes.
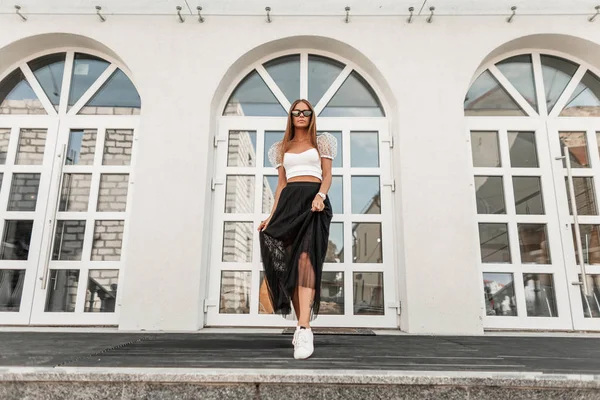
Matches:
[282,327,375,335]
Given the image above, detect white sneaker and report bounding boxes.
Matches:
[292,326,301,347]
[293,328,314,360]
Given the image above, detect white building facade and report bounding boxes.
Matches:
[1,0,599,335]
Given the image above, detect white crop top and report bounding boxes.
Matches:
[268,132,337,180]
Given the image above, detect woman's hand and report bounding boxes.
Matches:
[311,195,325,212]
[258,217,271,231]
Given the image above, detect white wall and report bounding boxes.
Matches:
[2,9,599,334]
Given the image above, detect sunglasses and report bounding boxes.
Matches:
[291,110,313,117]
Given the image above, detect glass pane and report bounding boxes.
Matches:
[219,271,251,314]
[351,132,379,168]
[470,131,501,167]
[560,71,600,117]
[222,222,253,262]
[321,71,384,117]
[66,129,97,166]
[513,177,544,215]
[541,55,579,113]
[15,129,47,165]
[321,271,344,315]
[79,70,141,115]
[262,175,278,214]
[0,128,10,164]
[483,273,517,316]
[0,220,33,260]
[326,222,344,263]
[0,269,25,312]
[91,220,124,261]
[228,130,257,167]
[258,271,273,314]
[225,175,254,213]
[330,176,343,214]
[353,272,384,315]
[572,225,600,265]
[352,223,382,263]
[479,223,511,263]
[351,176,380,214]
[68,53,110,107]
[475,176,505,214]
[559,132,589,168]
[224,70,286,117]
[97,174,129,212]
[59,174,91,212]
[566,177,597,215]
[496,55,538,112]
[264,131,284,167]
[53,220,86,261]
[518,224,551,264]
[464,70,526,116]
[103,129,133,165]
[264,55,300,104]
[0,68,46,115]
[45,269,79,312]
[8,173,40,212]
[523,273,558,317]
[28,53,66,110]
[580,274,600,318]
[85,270,118,312]
[308,55,344,107]
[508,131,538,168]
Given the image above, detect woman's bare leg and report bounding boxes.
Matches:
[297,252,316,327]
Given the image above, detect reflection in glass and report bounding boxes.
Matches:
[351,176,380,214]
[103,129,133,165]
[496,54,538,112]
[326,222,344,263]
[470,131,501,168]
[228,130,257,167]
[91,220,124,261]
[518,224,551,264]
[220,271,251,314]
[259,271,274,314]
[0,68,46,115]
[572,225,600,265]
[508,131,538,168]
[0,220,33,260]
[483,273,517,316]
[464,70,526,116]
[79,70,141,115]
[561,71,600,117]
[262,175,278,214]
[308,55,344,107]
[351,132,379,168]
[225,175,254,213]
[541,55,578,113]
[8,173,40,212]
[353,272,384,315]
[85,270,118,312]
[523,273,558,317]
[566,177,597,216]
[264,131,284,167]
[97,174,129,212]
[53,220,86,261]
[0,269,25,312]
[513,177,544,215]
[319,131,342,167]
[321,71,385,117]
[45,269,80,312]
[264,55,300,104]
[321,272,344,315]
[224,70,286,117]
[330,176,343,214]
[15,129,47,165]
[559,132,589,168]
[352,223,382,263]
[475,176,505,214]
[580,274,600,318]
[0,128,10,164]
[68,53,110,107]
[478,223,511,263]
[222,222,253,262]
[66,129,97,165]
[28,53,65,110]
[59,174,91,212]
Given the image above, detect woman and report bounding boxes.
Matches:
[258,99,336,360]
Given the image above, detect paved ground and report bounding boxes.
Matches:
[2,332,600,374]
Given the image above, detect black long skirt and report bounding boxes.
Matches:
[259,181,333,320]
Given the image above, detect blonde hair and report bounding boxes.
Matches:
[280,99,317,159]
